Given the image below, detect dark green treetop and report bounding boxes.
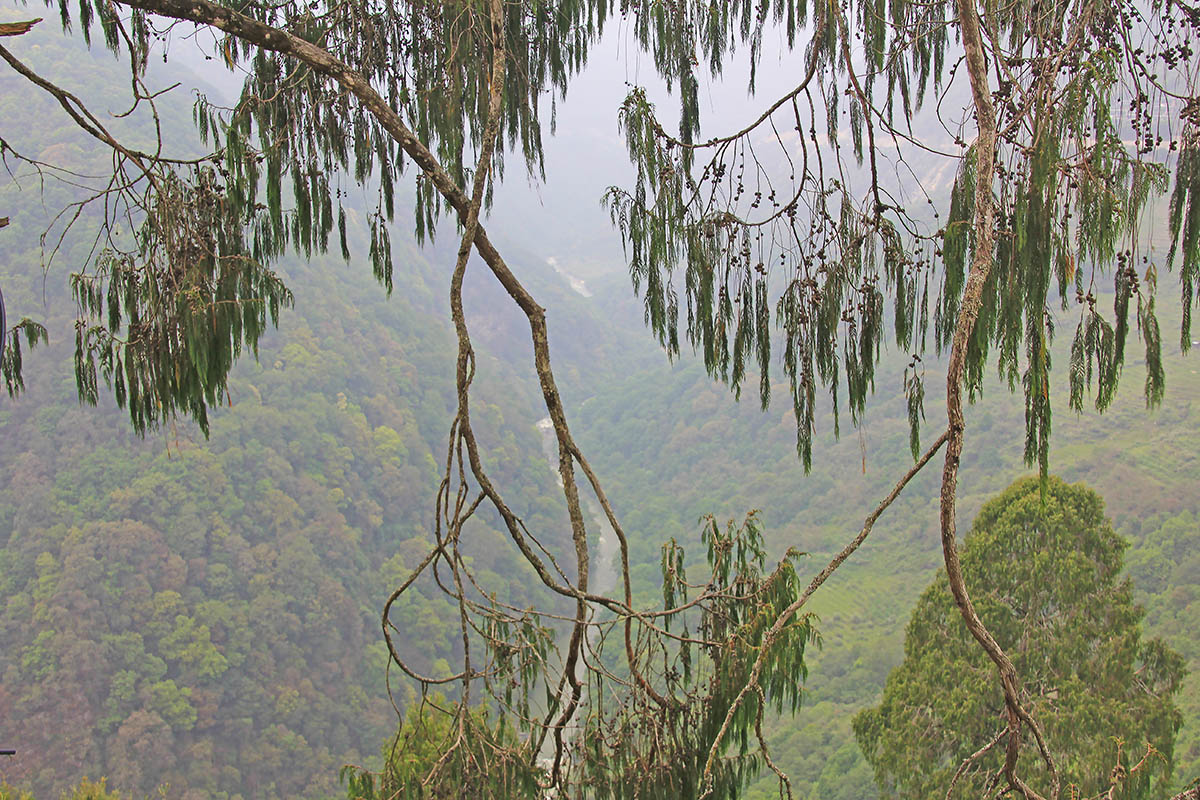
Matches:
[854,476,1186,799]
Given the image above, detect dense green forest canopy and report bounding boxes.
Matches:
[1,0,1199,797]
[855,477,1185,799]
[4,226,1199,799]
[570,315,1200,800]
[0,80,584,796]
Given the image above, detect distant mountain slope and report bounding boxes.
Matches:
[573,281,1200,798]
[3,12,1195,800]
[0,226,587,798]
[0,19,627,798]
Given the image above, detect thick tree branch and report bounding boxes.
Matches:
[109,0,624,783]
[941,0,1057,797]
[110,0,607,587]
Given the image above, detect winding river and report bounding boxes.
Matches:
[535,416,618,596]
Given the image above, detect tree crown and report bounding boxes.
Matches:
[855,476,1186,799]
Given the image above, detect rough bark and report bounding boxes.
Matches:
[940,0,1057,796]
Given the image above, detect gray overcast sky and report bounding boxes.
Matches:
[486,22,814,282]
[161,15,969,285]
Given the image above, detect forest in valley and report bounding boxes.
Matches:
[2,0,1200,799]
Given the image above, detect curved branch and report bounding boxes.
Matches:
[699,427,950,798]
[940,0,1057,796]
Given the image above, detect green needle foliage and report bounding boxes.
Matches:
[571,515,816,800]
[342,514,815,800]
[342,698,543,800]
[854,476,1185,800]
[2,0,616,430]
[0,0,1192,465]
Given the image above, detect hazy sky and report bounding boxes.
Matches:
[486,22,815,282]
[150,13,968,287]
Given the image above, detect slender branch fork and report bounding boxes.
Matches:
[699,427,950,798]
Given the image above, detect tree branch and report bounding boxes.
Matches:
[0,18,40,36]
[940,0,1057,796]
[700,427,950,798]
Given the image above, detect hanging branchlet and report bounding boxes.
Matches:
[558,514,816,800]
[904,359,926,460]
[1,315,49,397]
[11,0,614,434]
[604,0,949,470]
[70,168,292,435]
[603,0,1197,482]
[1168,123,1200,348]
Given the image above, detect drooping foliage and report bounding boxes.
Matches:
[1,204,48,397]
[3,0,1199,798]
[602,0,1200,473]
[853,476,1185,799]
[2,0,1192,456]
[343,513,817,800]
[569,516,816,800]
[2,0,618,431]
[341,698,544,800]
[0,315,47,397]
[70,171,293,434]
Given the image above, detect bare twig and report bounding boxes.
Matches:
[947,727,1008,800]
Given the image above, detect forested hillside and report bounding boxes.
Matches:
[574,275,1200,798]
[0,233,575,797]
[2,6,1199,800]
[0,20,613,797]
